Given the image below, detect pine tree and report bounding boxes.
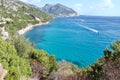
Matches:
[104,48,112,60]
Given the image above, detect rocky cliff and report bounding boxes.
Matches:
[42,3,78,17]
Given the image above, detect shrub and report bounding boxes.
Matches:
[0,37,32,80]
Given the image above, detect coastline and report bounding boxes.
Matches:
[17,21,49,35]
[17,15,78,35]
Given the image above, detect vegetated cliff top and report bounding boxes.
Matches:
[0,0,51,18]
[0,0,52,34]
[42,3,78,17]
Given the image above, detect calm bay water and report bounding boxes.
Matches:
[25,16,120,67]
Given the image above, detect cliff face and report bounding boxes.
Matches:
[42,4,78,17]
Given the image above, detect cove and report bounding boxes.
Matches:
[25,16,120,67]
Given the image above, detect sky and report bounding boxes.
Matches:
[20,0,120,16]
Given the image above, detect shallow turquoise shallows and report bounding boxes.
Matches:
[25,16,120,67]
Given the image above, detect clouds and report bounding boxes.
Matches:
[86,0,115,16]
[73,0,115,15]
[103,0,114,8]
[20,0,41,4]
[73,3,83,15]
[20,0,28,2]
[91,0,114,10]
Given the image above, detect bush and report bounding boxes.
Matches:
[29,49,57,77]
[12,35,33,58]
[0,37,32,80]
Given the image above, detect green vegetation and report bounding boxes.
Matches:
[0,37,32,80]
[0,0,52,35]
[29,49,57,77]
[0,1,57,79]
[0,34,58,80]
[12,35,33,58]
[11,35,57,79]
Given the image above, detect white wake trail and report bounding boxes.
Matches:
[82,26,99,33]
[76,23,99,33]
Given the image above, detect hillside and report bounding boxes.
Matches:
[0,0,52,35]
[42,3,78,17]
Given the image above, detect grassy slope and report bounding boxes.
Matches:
[0,0,57,80]
[0,0,52,34]
[0,37,32,80]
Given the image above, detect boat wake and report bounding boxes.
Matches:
[76,23,99,33]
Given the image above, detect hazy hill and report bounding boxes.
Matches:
[42,3,78,17]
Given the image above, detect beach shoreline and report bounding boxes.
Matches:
[17,21,49,35]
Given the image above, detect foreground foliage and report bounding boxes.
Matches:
[11,35,57,79]
[0,36,120,80]
[0,37,32,80]
[0,35,58,80]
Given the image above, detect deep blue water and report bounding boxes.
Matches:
[25,16,120,67]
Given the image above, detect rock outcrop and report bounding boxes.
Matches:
[0,27,9,40]
[0,63,8,80]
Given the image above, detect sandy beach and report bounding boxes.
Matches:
[17,22,49,35]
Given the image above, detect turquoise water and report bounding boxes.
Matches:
[25,16,120,67]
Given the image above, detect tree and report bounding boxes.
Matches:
[12,35,33,58]
[104,48,112,60]
[0,37,32,80]
[111,41,120,57]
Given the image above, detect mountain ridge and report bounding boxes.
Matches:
[42,3,78,17]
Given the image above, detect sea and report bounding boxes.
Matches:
[25,16,120,67]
